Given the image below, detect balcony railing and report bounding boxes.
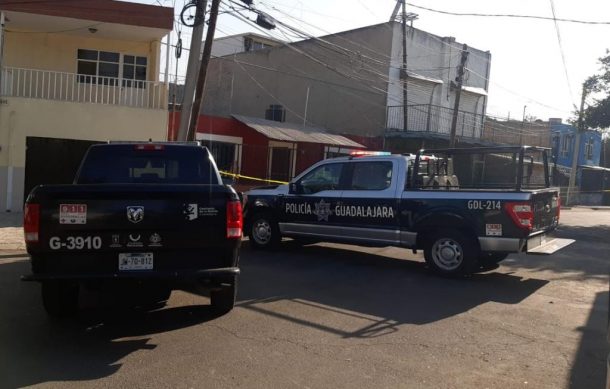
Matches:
[386,104,484,139]
[0,67,167,110]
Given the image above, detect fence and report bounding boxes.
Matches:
[0,67,167,110]
[386,104,484,139]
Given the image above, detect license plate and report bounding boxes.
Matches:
[119,253,153,271]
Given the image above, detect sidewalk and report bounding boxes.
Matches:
[0,212,24,251]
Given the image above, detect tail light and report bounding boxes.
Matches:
[226,200,243,239]
[505,202,533,231]
[24,203,40,243]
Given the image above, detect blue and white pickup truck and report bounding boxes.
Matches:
[243,146,573,276]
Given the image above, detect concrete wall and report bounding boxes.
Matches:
[202,23,395,137]
[386,23,491,129]
[4,31,161,81]
[0,97,168,211]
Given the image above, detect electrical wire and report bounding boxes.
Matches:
[405,2,610,25]
[549,0,576,108]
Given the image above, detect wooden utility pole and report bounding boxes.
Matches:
[187,0,221,141]
[401,0,409,132]
[449,44,469,147]
[566,83,588,205]
[177,0,207,141]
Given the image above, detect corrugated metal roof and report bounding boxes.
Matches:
[232,115,365,148]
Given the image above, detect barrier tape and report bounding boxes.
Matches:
[219,171,288,185]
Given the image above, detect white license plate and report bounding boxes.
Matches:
[119,253,153,271]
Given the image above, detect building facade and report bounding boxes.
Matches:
[551,121,602,169]
[200,22,491,146]
[211,33,283,58]
[0,0,173,211]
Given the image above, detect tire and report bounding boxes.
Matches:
[41,280,79,317]
[210,277,237,314]
[248,211,280,249]
[423,229,480,276]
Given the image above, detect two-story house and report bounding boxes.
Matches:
[0,0,173,212]
[550,119,602,170]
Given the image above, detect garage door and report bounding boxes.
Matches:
[24,137,102,202]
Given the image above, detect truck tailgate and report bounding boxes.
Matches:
[30,184,235,253]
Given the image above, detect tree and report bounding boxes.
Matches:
[583,50,610,130]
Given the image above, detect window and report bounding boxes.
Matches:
[299,163,343,194]
[77,146,218,185]
[348,162,392,191]
[561,135,571,157]
[77,49,147,87]
[201,140,238,173]
[122,55,148,88]
[585,138,594,160]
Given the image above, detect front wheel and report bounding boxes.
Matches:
[248,212,280,249]
[424,229,479,276]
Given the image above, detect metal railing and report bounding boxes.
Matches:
[0,67,168,110]
[386,104,484,139]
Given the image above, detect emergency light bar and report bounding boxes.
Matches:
[349,151,391,157]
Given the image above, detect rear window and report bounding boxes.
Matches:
[76,145,220,185]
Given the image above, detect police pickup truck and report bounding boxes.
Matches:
[22,142,242,316]
[244,146,573,276]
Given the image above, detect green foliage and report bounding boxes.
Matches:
[584,50,610,129]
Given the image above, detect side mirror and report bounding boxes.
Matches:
[289,182,302,194]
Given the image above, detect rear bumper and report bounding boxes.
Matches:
[21,267,239,282]
[478,233,574,255]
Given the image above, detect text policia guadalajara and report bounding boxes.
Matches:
[285,201,395,219]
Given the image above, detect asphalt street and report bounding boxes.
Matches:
[0,209,608,388]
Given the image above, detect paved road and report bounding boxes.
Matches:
[0,209,607,388]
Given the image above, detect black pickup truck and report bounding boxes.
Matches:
[244,146,573,276]
[22,142,242,316]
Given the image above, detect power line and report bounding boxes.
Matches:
[549,0,576,108]
[405,2,610,25]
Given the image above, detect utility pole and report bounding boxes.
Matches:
[401,0,408,132]
[177,0,207,141]
[187,0,221,141]
[449,43,469,147]
[566,83,588,205]
[520,104,527,145]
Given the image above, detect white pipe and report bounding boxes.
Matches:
[6,166,13,211]
[303,86,310,126]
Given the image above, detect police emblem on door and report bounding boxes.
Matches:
[127,206,144,224]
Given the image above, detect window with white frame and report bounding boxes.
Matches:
[585,137,594,160]
[560,135,571,157]
[77,49,147,87]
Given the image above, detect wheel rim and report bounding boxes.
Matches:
[252,218,272,245]
[431,237,463,271]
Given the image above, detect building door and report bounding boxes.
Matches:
[24,137,102,202]
[268,142,296,182]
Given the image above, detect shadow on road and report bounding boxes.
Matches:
[569,290,609,389]
[237,241,549,338]
[0,259,222,389]
[502,224,610,281]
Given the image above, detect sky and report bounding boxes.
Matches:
[141,0,610,123]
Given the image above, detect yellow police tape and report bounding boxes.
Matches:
[219,171,288,185]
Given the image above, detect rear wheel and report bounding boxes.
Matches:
[424,229,479,276]
[248,212,280,249]
[41,280,79,317]
[210,277,237,314]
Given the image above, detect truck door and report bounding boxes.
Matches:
[337,160,401,245]
[278,162,347,236]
